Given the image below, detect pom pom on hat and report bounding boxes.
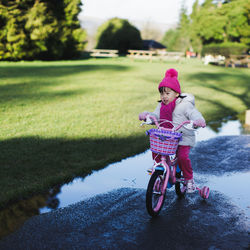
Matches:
[165,68,178,78]
[158,68,181,94]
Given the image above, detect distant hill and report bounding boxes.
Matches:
[79,16,105,36]
[79,15,177,50]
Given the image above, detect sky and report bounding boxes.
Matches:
[80,0,203,24]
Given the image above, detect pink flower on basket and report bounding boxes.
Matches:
[193,119,206,128]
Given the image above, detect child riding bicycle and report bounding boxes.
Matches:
[139,68,206,193]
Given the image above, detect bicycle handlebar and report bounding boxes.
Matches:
[142,115,194,132]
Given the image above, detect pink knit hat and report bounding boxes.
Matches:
[158,68,181,94]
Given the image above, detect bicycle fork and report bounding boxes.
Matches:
[151,156,179,194]
[156,160,170,195]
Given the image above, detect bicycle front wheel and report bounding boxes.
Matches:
[146,170,166,217]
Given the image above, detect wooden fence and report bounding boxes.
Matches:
[89,49,250,67]
[127,50,184,62]
[90,49,118,58]
[225,55,250,68]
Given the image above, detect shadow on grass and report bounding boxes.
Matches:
[0,64,131,104]
[0,82,91,105]
[186,71,250,108]
[195,95,238,125]
[0,63,130,78]
[186,71,250,131]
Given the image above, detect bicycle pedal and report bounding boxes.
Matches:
[147,168,153,174]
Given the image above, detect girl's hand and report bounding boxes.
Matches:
[138,112,149,121]
[193,119,206,128]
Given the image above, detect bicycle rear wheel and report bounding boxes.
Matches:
[146,170,166,217]
[175,170,186,198]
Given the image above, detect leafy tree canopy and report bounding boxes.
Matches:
[193,0,249,45]
[161,29,180,51]
[161,0,250,54]
[0,0,87,60]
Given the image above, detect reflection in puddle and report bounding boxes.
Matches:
[0,119,249,238]
[0,194,47,239]
[196,119,242,141]
[199,171,250,218]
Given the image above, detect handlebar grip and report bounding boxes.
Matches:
[147,115,159,128]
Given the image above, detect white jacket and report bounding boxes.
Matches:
[148,93,205,147]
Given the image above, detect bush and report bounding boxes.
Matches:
[95,18,142,55]
[202,42,248,58]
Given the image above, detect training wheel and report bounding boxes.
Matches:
[199,186,210,199]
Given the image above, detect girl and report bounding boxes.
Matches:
[139,68,206,193]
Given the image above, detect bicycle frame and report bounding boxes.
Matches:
[146,115,190,181]
[144,115,209,217]
[151,154,179,188]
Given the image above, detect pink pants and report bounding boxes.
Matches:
[176,145,193,180]
[152,145,193,181]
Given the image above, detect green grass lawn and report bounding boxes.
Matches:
[0,57,249,207]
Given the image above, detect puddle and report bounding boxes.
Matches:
[0,119,249,239]
[40,119,249,217]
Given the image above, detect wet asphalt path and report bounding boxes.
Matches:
[0,135,249,250]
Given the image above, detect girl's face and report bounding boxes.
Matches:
[160,87,179,105]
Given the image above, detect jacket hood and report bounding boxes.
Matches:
[176,93,195,106]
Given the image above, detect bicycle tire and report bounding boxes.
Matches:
[175,171,186,198]
[146,170,166,217]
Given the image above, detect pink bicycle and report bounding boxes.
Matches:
[141,115,209,217]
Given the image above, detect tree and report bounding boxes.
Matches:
[222,0,250,45]
[0,1,28,60]
[189,0,203,54]
[24,1,59,59]
[95,18,142,54]
[161,0,249,54]
[197,8,227,44]
[239,0,250,45]
[52,0,87,59]
[161,2,191,52]
[176,3,191,52]
[161,29,180,51]
[0,0,87,60]
[201,0,214,8]
[191,0,250,46]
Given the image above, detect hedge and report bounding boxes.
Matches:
[202,43,248,57]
